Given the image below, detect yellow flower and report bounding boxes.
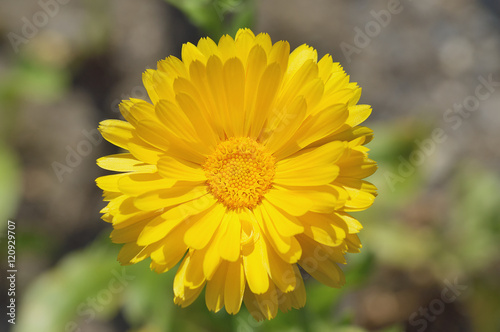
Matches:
[97,28,377,321]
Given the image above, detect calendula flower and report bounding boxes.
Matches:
[97,28,376,321]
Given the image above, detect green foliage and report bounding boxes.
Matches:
[14,238,124,332]
[164,0,256,39]
[0,58,69,105]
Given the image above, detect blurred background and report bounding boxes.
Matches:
[1,0,500,331]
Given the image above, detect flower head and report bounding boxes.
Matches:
[97,28,377,320]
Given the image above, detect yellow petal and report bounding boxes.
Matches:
[110,198,159,229]
[243,45,267,134]
[110,218,149,243]
[243,290,263,321]
[176,91,219,147]
[299,78,325,114]
[149,225,188,271]
[290,265,306,308]
[173,255,206,307]
[264,188,312,216]
[297,235,346,288]
[338,152,377,179]
[157,55,188,80]
[265,241,296,292]
[102,191,121,202]
[101,194,127,215]
[173,75,218,138]
[274,105,348,159]
[268,40,290,73]
[196,37,220,59]
[218,210,241,262]
[277,265,306,311]
[302,103,349,140]
[258,205,290,254]
[254,32,272,54]
[286,44,318,77]
[261,200,304,237]
[335,212,363,234]
[120,99,156,125]
[262,95,307,153]
[142,69,159,104]
[97,153,156,172]
[188,60,226,139]
[275,141,345,186]
[183,203,226,249]
[299,212,347,247]
[234,28,256,64]
[133,119,170,151]
[340,186,376,211]
[346,104,372,127]
[223,57,246,136]
[217,34,236,62]
[205,261,227,312]
[155,99,199,143]
[329,125,374,145]
[249,63,282,138]
[317,54,334,83]
[96,173,125,192]
[202,221,227,279]
[117,172,176,196]
[256,205,302,263]
[253,281,278,320]
[224,260,245,314]
[117,242,148,265]
[345,233,362,253]
[157,156,206,181]
[181,42,206,66]
[278,60,318,110]
[184,250,207,288]
[137,194,216,246]
[127,138,163,165]
[133,185,207,211]
[243,233,270,294]
[98,120,134,150]
[174,283,205,308]
[205,55,233,137]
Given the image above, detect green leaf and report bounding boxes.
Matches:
[13,240,132,332]
[164,0,255,39]
[122,263,175,330]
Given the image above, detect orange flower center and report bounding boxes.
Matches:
[203,137,276,209]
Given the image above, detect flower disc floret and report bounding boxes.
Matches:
[203,137,275,209]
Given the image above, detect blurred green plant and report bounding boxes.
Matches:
[0,57,69,106]
[0,52,68,233]
[164,0,256,39]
